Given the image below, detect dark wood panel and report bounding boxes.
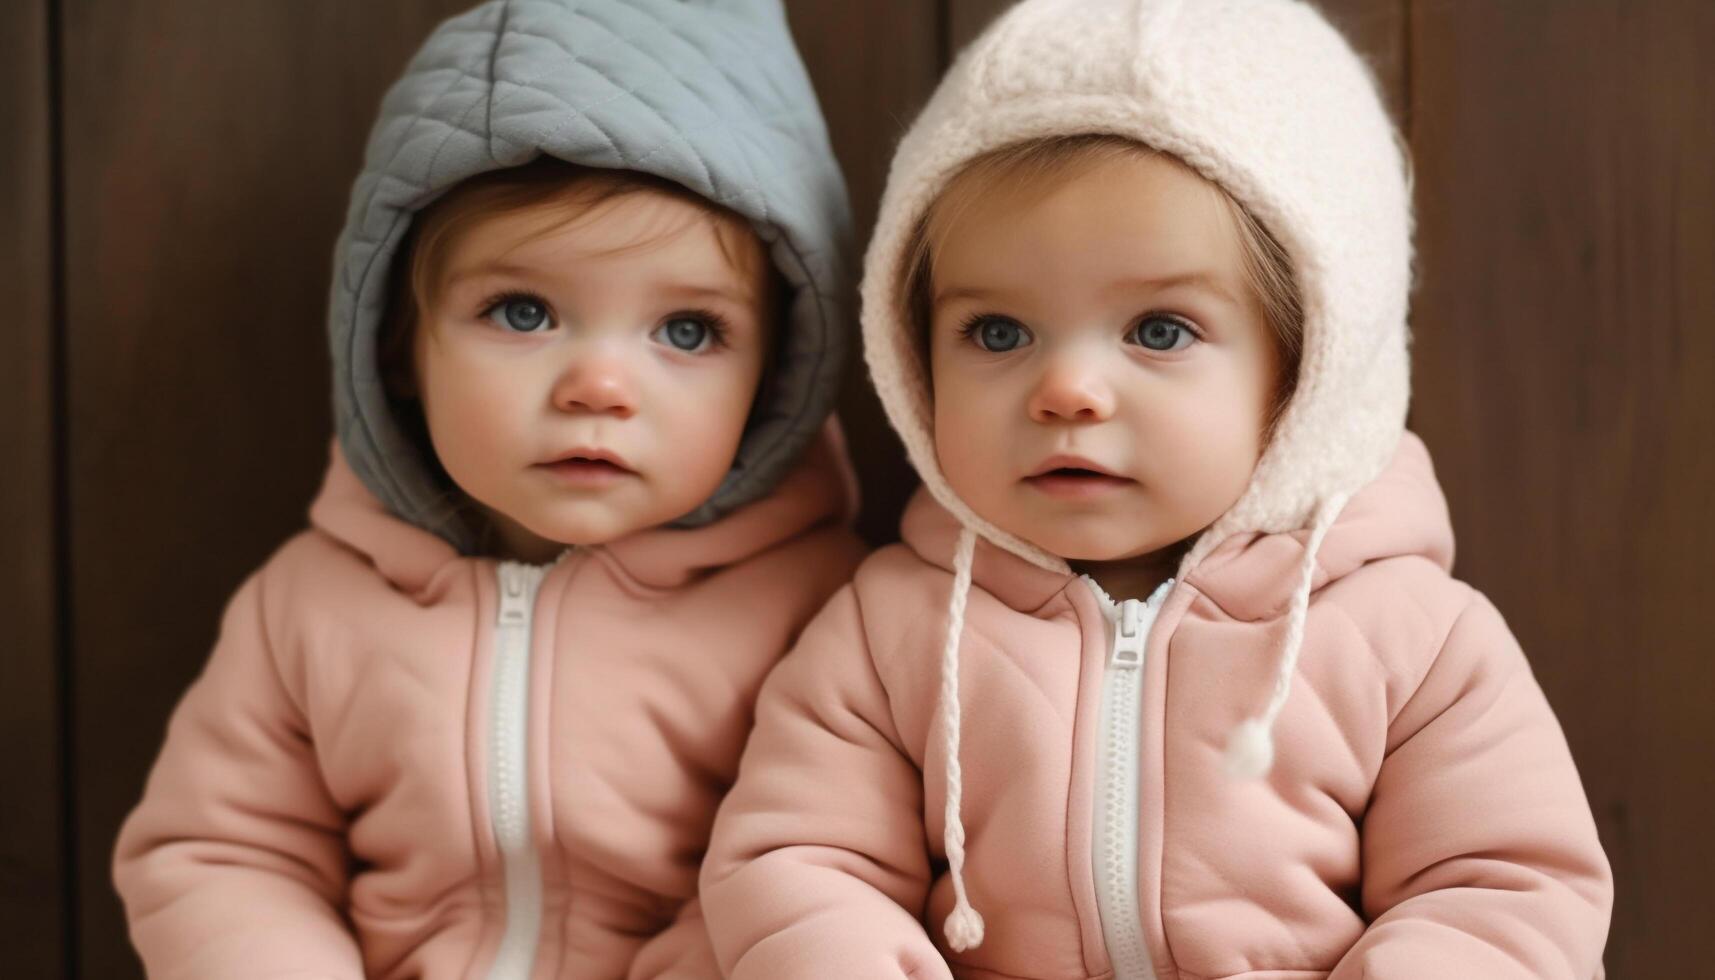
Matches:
[1409,1,1715,974]
[58,3,474,976]
[0,0,64,975]
[785,0,944,544]
[948,0,1011,52]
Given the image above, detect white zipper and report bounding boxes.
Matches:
[1087,576,1173,980]
[486,561,550,980]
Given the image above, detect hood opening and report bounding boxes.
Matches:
[329,0,852,552]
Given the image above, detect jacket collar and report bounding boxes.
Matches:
[309,421,859,596]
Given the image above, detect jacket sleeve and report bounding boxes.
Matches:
[112,569,364,979]
[1331,591,1614,979]
[700,585,952,980]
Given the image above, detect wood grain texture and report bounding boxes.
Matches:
[0,0,65,975]
[58,2,475,975]
[785,0,944,544]
[948,0,1011,52]
[1409,2,1715,973]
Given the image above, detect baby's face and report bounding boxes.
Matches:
[928,152,1280,564]
[414,188,771,559]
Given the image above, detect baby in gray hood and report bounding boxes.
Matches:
[335,0,854,542]
[112,2,863,977]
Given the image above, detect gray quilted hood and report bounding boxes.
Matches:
[327,0,852,551]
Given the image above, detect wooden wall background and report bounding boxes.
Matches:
[3,0,1709,976]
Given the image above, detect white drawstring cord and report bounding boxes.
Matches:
[1224,492,1350,778]
[939,526,985,951]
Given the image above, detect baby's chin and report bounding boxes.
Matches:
[1044,536,1177,564]
[529,483,747,545]
[512,501,668,550]
[529,513,659,548]
[991,514,1177,565]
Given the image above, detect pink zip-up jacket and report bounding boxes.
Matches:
[112,432,866,980]
[702,433,1613,979]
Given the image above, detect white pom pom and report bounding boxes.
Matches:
[943,902,985,951]
[1224,717,1275,779]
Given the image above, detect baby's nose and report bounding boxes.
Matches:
[1027,355,1116,423]
[551,354,638,418]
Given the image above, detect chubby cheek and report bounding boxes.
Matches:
[644,365,761,510]
[1143,370,1269,519]
[418,353,529,499]
[932,370,1015,514]
[660,396,745,500]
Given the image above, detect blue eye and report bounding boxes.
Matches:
[486,295,550,333]
[655,315,719,353]
[965,315,1031,353]
[1130,315,1196,352]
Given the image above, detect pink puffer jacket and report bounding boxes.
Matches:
[113,431,866,980]
[702,433,1612,979]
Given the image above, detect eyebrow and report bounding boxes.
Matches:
[444,261,758,306]
[442,261,542,290]
[654,281,761,307]
[934,271,1240,308]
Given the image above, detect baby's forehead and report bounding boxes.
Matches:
[407,161,775,298]
[440,191,773,300]
[469,189,751,258]
[930,181,1249,298]
[933,150,1233,249]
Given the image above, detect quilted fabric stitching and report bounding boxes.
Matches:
[501,57,640,128]
[359,68,477,212]
[566,6,771,214]
[484,22,715,193]
[357,7,814,233]
[634,6,796,125]
[358,4,512,203]
[488,9,763,209]
[481,8,669,117]
[654,15,802,138]
[420,85,501,191]
[496,75,636,169]
[396,8,794,219]
[352,9,767,267]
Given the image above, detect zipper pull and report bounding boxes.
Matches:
[1110,598,1146,669]
[497,563,530,627]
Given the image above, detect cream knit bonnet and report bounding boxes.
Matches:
[859,0,1413,951]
